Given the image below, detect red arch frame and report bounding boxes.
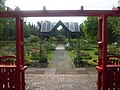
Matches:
[0,6,120,90]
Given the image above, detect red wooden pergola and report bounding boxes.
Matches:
[0,6,120,90]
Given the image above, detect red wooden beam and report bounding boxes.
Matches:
[0,9,120,18]
[107,55,120,58]
[0,56,16,58]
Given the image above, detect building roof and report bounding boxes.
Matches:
[40,20,82,37]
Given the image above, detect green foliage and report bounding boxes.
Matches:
[39,56,48,63]
[25,55,32,64]
[0,42,15,56]
[94,49,98,55]
[28,35,40,43]
[80,39,91,50]
[81,16,120,44]
[108,45,120,55]
[82,17,98,43]
[108,17,120,44]
[65,46,73,51]
[73,55,88,67]
[47,51,53,60]
[0,0,6,11]
[88,58,98,66]
[80,51,92,59]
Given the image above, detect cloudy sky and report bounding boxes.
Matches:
[5,0,119,24]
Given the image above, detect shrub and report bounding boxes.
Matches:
[88,58,98,66]
[94,49,98,55]
[108,46,117,55]
[73,55,88,67]
[80,51,92,59]
[28,35,40,43]
[25,55,32,65]
[66,46,73,51]
[80,39,91,50]
[39,56,48,63]
[31,57,39,60]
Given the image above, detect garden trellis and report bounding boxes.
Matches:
[0,6,120,90]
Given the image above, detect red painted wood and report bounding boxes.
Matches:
[96,66,103,72]
[0,69,1,89]
[0,57,15,89]
[16,17,22,90]
[0,56,16,59]
[101,17,108,90]
[0,65,17,68]
[20,18,24,66]
[98,18,103,66]
[1,6,120,90]
[107,65,120,68]
[9,68,12,89]
[22,72,25,90]
[0,9,120,17]
[97,17,103,90]
[20,66,28,71]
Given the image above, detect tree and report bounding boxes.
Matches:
[81,16,119,44]
[0,0,6,11]
[0,0,7,40]
[82,17,98,43]
[108,17,120,44]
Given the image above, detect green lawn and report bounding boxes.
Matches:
[47,51,54,61]
[81,48,98,59]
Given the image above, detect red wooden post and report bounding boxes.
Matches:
[20,18,26,90]
[102,16,108,90]
[20,18,24,66]
[98,17,103,65]
[16,17,22,90]
[97,17,103,90]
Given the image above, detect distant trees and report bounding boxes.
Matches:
[81,16,120,44]
[0,0,8,40]
[0,0,6,10]
[0,1,38,41]
[108,17,120,44]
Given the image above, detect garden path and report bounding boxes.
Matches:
[25,44,97,90]
[47,44,76,74]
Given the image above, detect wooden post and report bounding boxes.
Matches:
[102,16,108,90]
[16,17,22,90]
[20,18,26,90]
[97,17,103,90]
[20,18,24,66]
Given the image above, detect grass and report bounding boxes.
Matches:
[47,51,54,61]
[82,48,98,60]
[67,50,76,60]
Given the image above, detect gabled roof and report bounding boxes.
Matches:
[40,20,82,37]
[48,20,71,35]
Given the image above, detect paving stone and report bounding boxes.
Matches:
[56,68,76,74]
[26,74,97,90]
[44,68,56,74]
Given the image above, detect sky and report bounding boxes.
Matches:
[5,0,119,25]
